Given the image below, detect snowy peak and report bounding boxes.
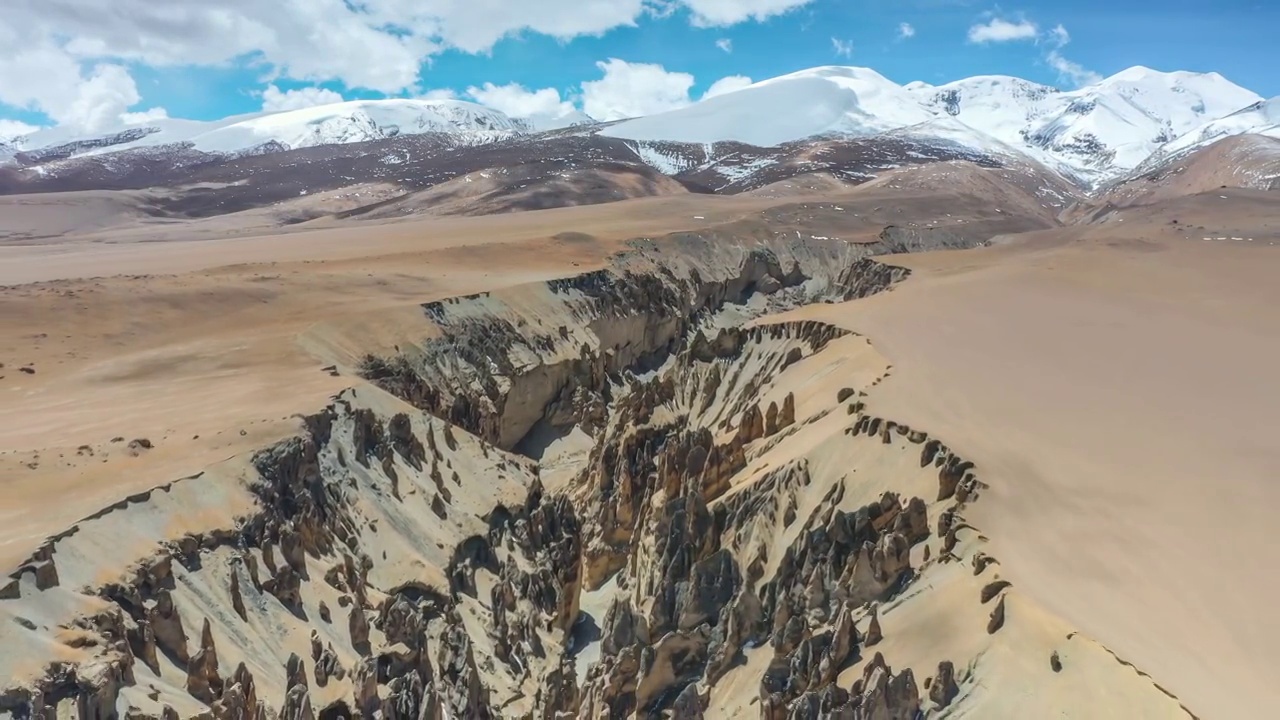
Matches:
[601,64,1262,187]
[1080,66,1260,138]
[908,75,1060,146]
[186,99,524,153]
[904,67,1261,184]
[7,98,587,165]
[1029,67,1260,180]
[600,65,935,147]
[912,75,1059,116]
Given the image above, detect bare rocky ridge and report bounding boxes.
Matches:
[0,129,1059,228]
[0,194,1206,720]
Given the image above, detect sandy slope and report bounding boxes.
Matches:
[780,195,1280,717]
[0,229,619,570]
[1,183,945,568]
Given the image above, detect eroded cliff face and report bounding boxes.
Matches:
[1,229,1193,720]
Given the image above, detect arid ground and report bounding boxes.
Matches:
[2,165,1277,719]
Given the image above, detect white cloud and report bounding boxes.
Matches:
[703,75,753,99]
[967,18,1039,43]
[120,107,169,125]
[898,22,916,39]
[0,0,803,132]
[261,85,346,113]
[1047,50,1102,87]
[0,36,159,134]
[467,82,575,118]
[581,59,696,121]
[420,88,459,100]
[1043,24,1100,87]
[681,0,813,27]
[716,38,733,53]
[0,118,40,141]
[832,38,854,58]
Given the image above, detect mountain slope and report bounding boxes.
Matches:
[1157,97,1280,157]
[1098,134,1280,208]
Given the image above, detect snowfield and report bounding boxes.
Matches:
[601,67,936,147]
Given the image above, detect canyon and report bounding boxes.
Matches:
[2,148,1279,720]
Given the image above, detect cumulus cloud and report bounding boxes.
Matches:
[514,61,758,121]
[0,36,158,134]
[0,0,812,131]
[832,38,854,58]
[703,75,753,99]
[716,38,733,53]
[967,18,1038,43]
[681,0,813,27]
[467,82,575,118]
[261,85,346,113]
[581,58,696,121]
[898,22,916,39]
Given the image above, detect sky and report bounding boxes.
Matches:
[1,0,1277,140]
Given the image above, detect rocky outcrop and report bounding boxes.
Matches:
[186,619,222,704]
[987,595,1007,634]
[281,654,315,720]
[929,660,960,708]
[865,604,883,647]
[763,652,920,720]
[149,590,189,665]
[436,618,492,719]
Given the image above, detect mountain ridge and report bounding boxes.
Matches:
[5,98,593,166]
[0,65,1273,193]
[601,64,1261,187]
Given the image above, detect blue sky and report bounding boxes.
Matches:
[1,0,1277,137]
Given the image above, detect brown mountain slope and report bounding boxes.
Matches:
[1096,133,1280,208]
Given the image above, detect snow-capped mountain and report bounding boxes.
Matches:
[7,99,591,165]
[909,75,1060,143]
[600,67,937,147]
[1156,96,1280,158]
[605,65,1262,187]
[1025,67,1258,182]
[2,65,1269,192]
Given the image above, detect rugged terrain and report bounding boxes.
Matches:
[3,135,1279,720]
